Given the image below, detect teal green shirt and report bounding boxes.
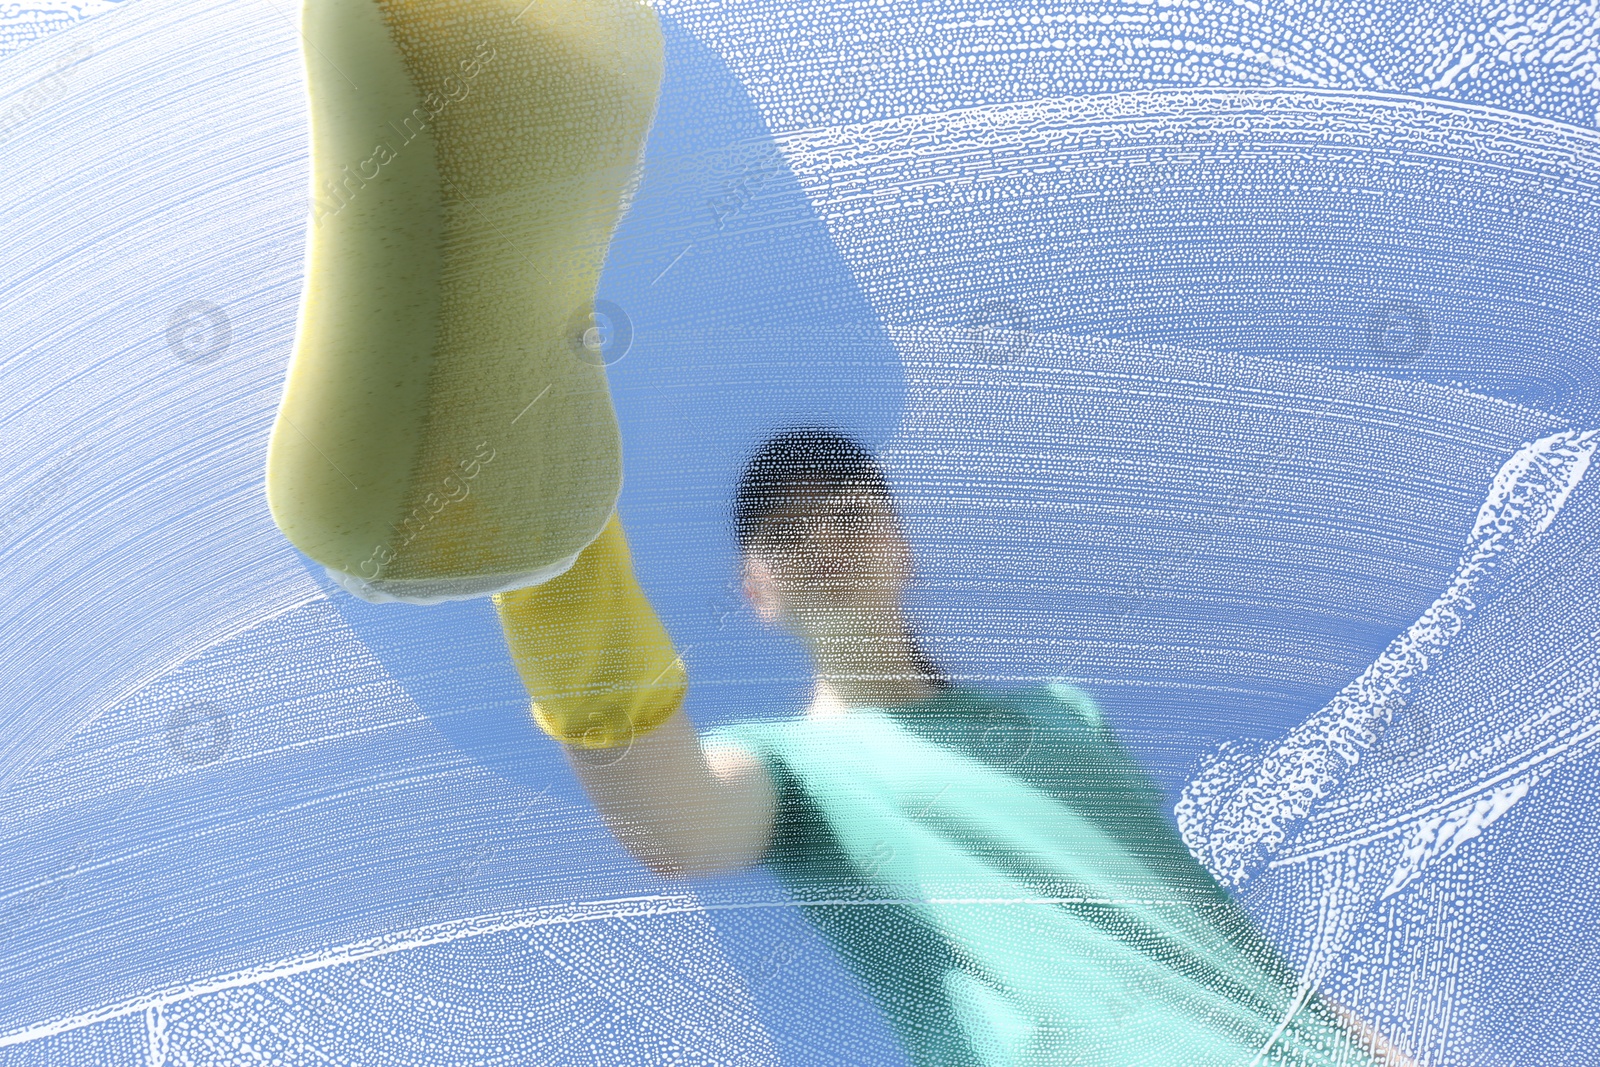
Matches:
[708,683,1370,1067]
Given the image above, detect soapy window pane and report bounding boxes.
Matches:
[1,0,1596,1064]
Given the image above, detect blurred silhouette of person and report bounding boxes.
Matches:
[533,425,1415,1067]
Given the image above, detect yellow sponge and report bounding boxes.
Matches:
[266,0,664,603]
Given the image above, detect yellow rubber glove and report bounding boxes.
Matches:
[494,512,687,749]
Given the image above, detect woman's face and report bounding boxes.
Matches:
[741,484,914,636]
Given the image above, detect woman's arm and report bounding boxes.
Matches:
[493,513,777,879]
[563,704,777,879]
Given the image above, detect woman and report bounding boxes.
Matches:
[495,425,1415,1067]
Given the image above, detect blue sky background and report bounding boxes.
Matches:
[1,0,1598,1062]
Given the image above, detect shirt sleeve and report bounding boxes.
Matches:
[758,753,835,872]
[702,723,831,873]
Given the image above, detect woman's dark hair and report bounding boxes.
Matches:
[731,425,950,690]
[731,425,892,554]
